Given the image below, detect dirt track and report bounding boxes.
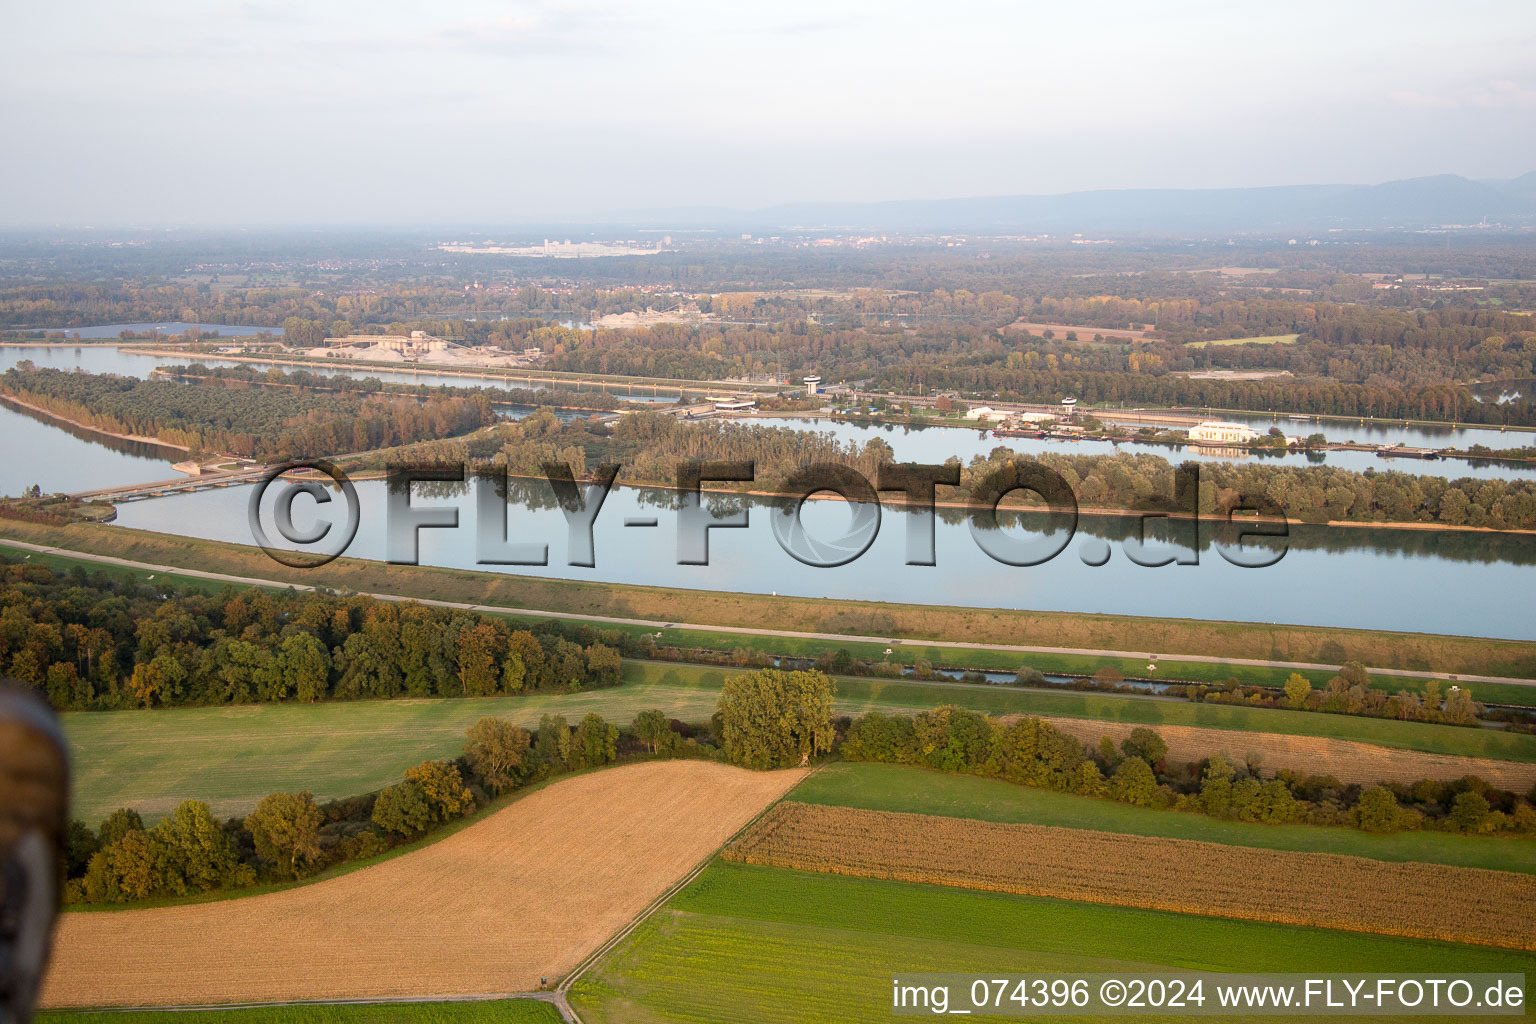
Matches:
[41,761,804,1009]
[1041,716,1536,790]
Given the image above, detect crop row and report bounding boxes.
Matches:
[725,802,1536,950]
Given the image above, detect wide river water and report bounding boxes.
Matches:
[102,476,1536,641]
[4,346,1535,640]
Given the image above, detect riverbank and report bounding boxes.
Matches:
[1,517,1531,679]
[0,394,189,453]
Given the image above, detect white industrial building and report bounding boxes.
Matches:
[1189,421,1261,445]
[963,406,1010,422]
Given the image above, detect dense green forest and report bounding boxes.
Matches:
[0,557,639,711]
[0,365,495,460]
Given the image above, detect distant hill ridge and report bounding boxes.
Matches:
[619,173,1536,234]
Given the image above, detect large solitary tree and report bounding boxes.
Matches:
[716,669,835,769]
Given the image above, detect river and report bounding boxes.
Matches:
[0,401,178,496]
[106,477,1536,641]
[748,416,1536,481]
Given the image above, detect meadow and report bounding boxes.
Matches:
[792,762,1536,873]
[568,862,1536,1024]
[39,1002,562,1024]
[65,661,1536,824]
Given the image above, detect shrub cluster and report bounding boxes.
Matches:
[839,707,1536,836]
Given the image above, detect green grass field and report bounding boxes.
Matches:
[792,762,1536,873]
[1185,333,1301,348]
[64,661,1536,825]
[39,1000,561,1023]
[569,862,1534,1024]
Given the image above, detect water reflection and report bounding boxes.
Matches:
[111,478,1536,639]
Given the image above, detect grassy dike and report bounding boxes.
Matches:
[11,537,1533,705]
[3,518,1534,681]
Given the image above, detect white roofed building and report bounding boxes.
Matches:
[1189,421,1261,445]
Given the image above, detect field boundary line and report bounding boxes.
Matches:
[554,762,824,1022]
[5,538,1533,687]
[44,991,565,1015]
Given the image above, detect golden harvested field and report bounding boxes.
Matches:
[1034,716,1536,790]
[41,761,805,1009]
[727,802,1536,951]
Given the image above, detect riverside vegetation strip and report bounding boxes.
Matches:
[2,518,1532,680]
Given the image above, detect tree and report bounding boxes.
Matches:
[1120,727,1167,767]
[585,643,622,686]
[372,781,434,836]
[97,828,162,901]
[1441,687,1478,725]
[1199,754,1237,815]
[1093,666,1124,687]
[1352,785,1409,833]
[151,800,246,895]
[717,669,836,769]
[1282,673,1312,709]
[507,631,546,690]
[274,632,331,703]
[463,717,532,793]
[244,791,324,879]
[1073,761,1108,798]
[128,654,186,707]
[549,639,587,691]
[1448,790,1493,833]
[64,820,100,876]
[574,713,619,768]
[632,709,672,754]
[1110,756,1160,807]
[913,706,992,772]
[456,622,503,696]
[97,808,144,847]
[500,648,526,694]
[535,714,572,770]
[404,761,473,821]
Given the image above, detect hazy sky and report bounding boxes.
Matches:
[4,0,1535,225]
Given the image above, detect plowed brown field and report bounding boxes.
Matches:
[727,802,1536,950]
[41,761,805,1009]
[1032,716,1536,790]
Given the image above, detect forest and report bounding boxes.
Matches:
[379,410,1536,531]
[0,365,496,461]
[0,556,638,712]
